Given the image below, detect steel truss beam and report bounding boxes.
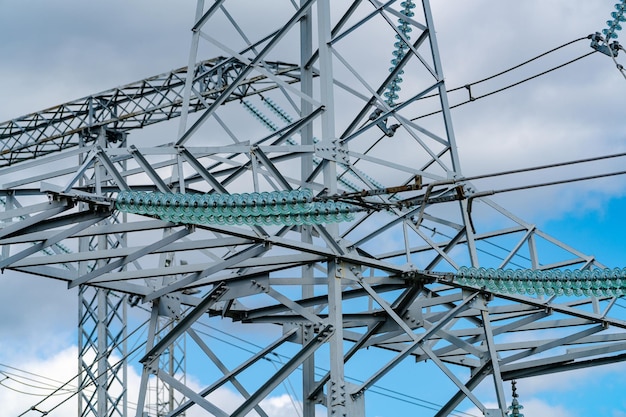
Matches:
[0,58,304,167]
[1,1,625,417]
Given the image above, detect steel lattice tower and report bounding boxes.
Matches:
[1,1,626,417]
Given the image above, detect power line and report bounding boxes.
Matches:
[0,371,74,395]
[462,151,626,183]
[402,150,626,265]
[0,377,70,398]
[458,36,591,87]
[14,316,153,417]
[0,364,73,389]
[421,149,626,196]
[407,37,596,120]
[472,166,626,197]
[413,52,596,120]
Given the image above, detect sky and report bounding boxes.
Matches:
[1,1,626,416]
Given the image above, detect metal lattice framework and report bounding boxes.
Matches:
[0,58,303,167]
[78,286,127,417]
[2,1,626,416]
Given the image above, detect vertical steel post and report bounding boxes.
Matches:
[77,128,128,417]
[154,315,187,417]
[178,0,206,139]
[481,309,508,416]
[300,1,316,416]
[316,1,349,416]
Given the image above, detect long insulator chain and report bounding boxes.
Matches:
[603,1,626,41]
[262,97,293,124]
[453,266,626,297]
[244,98,383,193]
[260,98,386,190]
[384,1,416,106]
[116,190,356,226]
[242,100,279,131]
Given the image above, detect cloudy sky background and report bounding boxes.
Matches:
[1,1,626,416]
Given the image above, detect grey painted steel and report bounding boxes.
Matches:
[1,1,626,417]
[166,328,299,417]
[76,130,129,417]
[0,58,303,167]
[187,328,270,417]
[78,286,128,417]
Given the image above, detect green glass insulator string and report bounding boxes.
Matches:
[603,1,626,40]
[151,201,355,226]
[262,97,294,124]
[241,100,279,131]
[454,266,626,297]
[244,98,383,193]
[384,1,416,106]
[117,190,315,215]
[116,190,356,226]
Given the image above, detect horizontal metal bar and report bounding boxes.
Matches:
[68,226,192,288]
[144,243,269,301]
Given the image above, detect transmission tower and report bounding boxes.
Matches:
[2,1,626,417]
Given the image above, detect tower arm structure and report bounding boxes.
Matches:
[2,2,626,416]
[0,57,304,167]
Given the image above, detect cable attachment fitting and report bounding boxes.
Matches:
[464,85,475,101]
[590,31,622,56]
[369,109,400,137]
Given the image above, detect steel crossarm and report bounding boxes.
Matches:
[0,58,303,167]
[68,226,194,288]
[230,280,626,365]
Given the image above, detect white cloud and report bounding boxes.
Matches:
[260,393,304,417]
[0,346,79,417]
[521,399,577,417]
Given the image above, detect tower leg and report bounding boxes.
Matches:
[77,128,128,417]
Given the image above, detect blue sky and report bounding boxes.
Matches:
[1,1,626,416]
